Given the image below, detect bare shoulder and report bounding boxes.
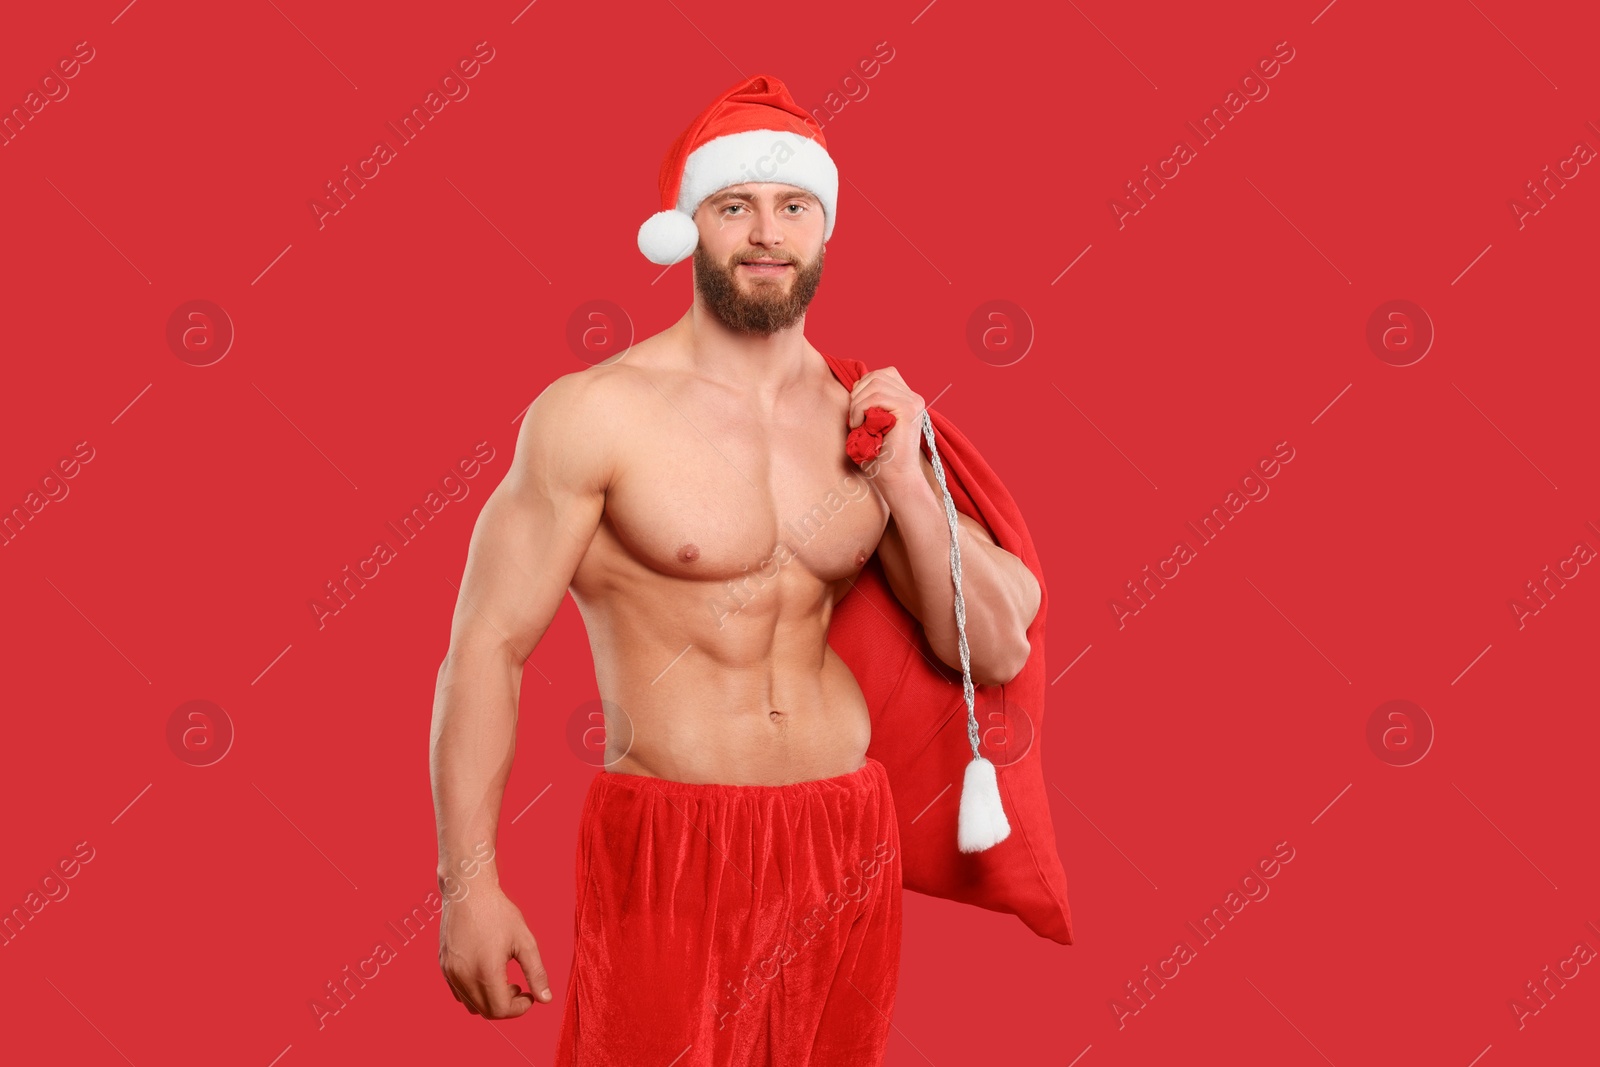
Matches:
[506,362,654,495]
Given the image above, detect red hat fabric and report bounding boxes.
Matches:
[821,349,1076,945]
[638,74,839,265]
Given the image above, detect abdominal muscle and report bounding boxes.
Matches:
[569,548,873,786]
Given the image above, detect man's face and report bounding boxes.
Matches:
[691,182,826,335]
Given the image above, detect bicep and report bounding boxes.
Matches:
[446,376,612,663]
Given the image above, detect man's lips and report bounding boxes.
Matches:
[740,260,792,273]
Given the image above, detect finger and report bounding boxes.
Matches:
[483,968,529,1019]
[514,937,554,1005]
[851,389,884,416]
[848,387,870,427]
[446,974,483,1015]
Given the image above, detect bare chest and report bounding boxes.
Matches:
[601,388,889,585]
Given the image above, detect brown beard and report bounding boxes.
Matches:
[693,242,825,335]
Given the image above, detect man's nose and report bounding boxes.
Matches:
[748,207,783,246]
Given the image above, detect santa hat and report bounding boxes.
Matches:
[637,74,838,265]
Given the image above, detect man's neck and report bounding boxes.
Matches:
[675,301,813,405]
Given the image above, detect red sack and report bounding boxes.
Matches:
[822,350,1075,945]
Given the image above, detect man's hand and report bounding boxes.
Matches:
[851,366,1042,685]
[438,883,553,1018]
[847,366,927,494]
[431,369,623,1020]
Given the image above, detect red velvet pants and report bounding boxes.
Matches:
[554,757,903,1066]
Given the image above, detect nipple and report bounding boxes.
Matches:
[854,548,869,568]
[677,543,701,563]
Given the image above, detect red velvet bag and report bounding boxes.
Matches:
[821,350,1075,945]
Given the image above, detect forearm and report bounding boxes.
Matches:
[429,642,523,890]
[881,473,1037,685]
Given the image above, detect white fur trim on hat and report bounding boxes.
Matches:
[638,128,838,265]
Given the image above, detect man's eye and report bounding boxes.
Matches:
[785,203,805,214]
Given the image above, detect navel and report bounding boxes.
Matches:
[677,543,701,563]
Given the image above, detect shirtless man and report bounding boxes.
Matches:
[429,75,1040,1064]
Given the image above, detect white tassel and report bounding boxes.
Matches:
[958,755,1011,853]
[917,407,1017,856]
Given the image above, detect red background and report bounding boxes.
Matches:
[3,1,1597,1064]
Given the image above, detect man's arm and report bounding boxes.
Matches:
[430,371,614,1018]
[874,448,1041,687]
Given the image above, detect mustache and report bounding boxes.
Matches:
[733,252,799,265]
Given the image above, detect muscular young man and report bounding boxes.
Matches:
[429,74,1040,1066]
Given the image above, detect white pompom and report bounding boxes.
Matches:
[637,209,699,265]
[958,755,1011,853]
